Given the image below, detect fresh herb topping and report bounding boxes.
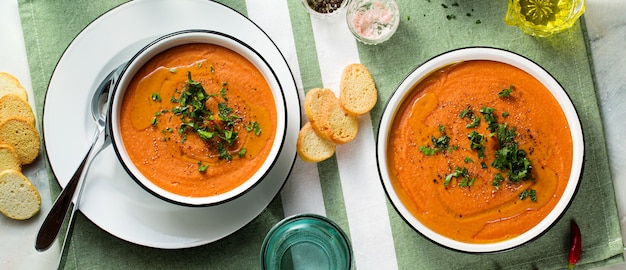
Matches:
[246,121,262,136]
[197,161,208,172]
[151,71,261,167]
[467,131,486,159]
[151,92,162,102]
[419,125,454,156]
[480,107,498,133]
[519,189,537,202]
[460,105,481,128]
[238,148,247,158]
[492,173,505,188]
[498,85,514,98]
[444,166,474,188]
[422,87,536,201]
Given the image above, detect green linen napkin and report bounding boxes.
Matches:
[18,0,623,269]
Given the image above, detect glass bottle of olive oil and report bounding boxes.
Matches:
[505,0,586,37]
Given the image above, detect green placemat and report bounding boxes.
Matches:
[18,0,623,269]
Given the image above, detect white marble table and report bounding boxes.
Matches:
[586,0,626,267]
[0,0,624,269]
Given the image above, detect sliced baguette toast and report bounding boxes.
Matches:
[0,169,41,220]
[0,117,40,165]
[0,93,35,125]
[0,72,28,101]
[0,144,21,172]
[340,63,377,115]
[304,88,333,140]
[296,122,336,163]
[304,88,358,144]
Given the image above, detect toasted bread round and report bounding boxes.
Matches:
[340,63,377,115]
[0,117,40,164]
[304,88,359,144]
[296,122,336,162]
[0,169,41,220]
[0,72,28,101]
[0,144,21,172]
[325,99,359,144]
[304,88,334,140]
[0,93,35,125]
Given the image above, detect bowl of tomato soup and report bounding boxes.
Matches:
[109,30,286,206]
[376,47,584,253]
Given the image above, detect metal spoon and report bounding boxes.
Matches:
[35,65,121,251]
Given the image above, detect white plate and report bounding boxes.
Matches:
[42,0,300,249]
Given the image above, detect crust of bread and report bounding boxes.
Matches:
[0,144,21,172]
[0,93,35,125]
[296,122,336,162]
[340,63,377,115]
[0,72,28,102]
[0,117,40,164]
[0,169,41,220]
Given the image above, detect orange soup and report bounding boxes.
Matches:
[388,60,573,243]
[120,43,277,197]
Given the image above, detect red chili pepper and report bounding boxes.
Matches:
[568,220,581,269]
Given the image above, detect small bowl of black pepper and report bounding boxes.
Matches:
[301,0,348,18]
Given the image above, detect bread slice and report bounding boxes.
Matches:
[324,98,359,144]
[304,88,359,144]
[0,72,28,101]
[0,169,41,220]
[304,88,334,140]
[0,93,35,125]
[296,122,336,162]
[340,63,377,115]
[0,144,21,172]
[0,117,40,164]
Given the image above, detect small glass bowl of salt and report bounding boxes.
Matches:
[346,0,400,45]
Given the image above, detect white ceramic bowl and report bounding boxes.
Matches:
[376,47,584,253]
[109,30,287,207]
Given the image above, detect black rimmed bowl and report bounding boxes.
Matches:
[109,30,287,207]
[376,47,584,253]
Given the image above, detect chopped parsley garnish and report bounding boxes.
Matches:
[238,148,247,158]
[491,123,533,183]
[498,85,514,98]
[420,88,536,201]
[150,71,261,168]
[419,125,454,156]
[218,142,232,160]
[468,131,486,158]
[444,166,473,188]
[151,92,161,102]
[419,146,437,156]
[459,106,472,118]
[460,105,481,128]
[480,107,498,133]
[246,121,262,136]
[492,173,504,188]
[519,189,537,202]
[197,161,208,173]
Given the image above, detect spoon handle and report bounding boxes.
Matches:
[35,128,103,251]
